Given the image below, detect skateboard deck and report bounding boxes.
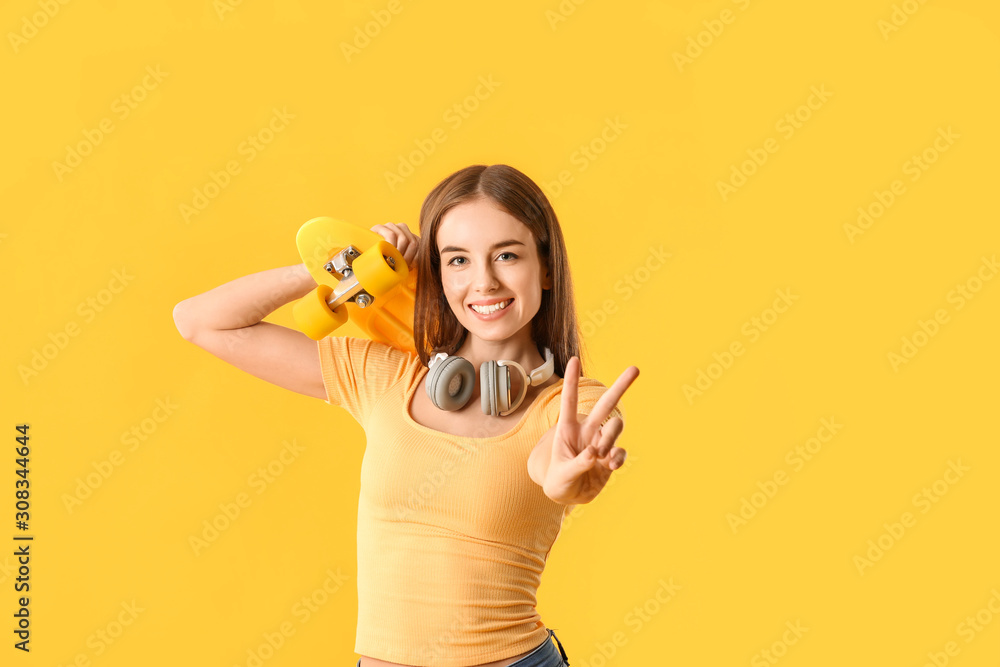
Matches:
[292,216,417,354]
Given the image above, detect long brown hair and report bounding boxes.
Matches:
[413,164,584,377]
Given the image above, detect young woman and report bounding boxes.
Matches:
[173,164,639,667]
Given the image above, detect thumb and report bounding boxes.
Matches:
[571,445,597,472]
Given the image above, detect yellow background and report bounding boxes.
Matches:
[4,0,999,665]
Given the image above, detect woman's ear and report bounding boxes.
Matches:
[542,265,552,290]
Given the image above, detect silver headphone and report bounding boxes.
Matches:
[425,347,555,417]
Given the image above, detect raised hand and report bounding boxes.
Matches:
[370,222,420,268]
[542,356,640,505]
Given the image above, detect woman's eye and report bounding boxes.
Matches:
[447,253,516,265]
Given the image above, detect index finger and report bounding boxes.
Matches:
[585,365,639,429]
[557,356,580,430]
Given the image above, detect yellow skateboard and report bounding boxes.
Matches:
[292,217,417,354]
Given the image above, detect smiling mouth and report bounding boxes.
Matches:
[469,298,514,315]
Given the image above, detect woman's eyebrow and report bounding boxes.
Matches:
[439,240,526,254]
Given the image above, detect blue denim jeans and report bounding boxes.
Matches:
[355,629,570,667]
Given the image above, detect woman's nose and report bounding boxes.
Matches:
[473,263,499,292]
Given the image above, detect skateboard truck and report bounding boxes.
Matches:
[292,216,415,347]
[321,245,398,310]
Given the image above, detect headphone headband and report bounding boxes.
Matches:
[429,347,554,381]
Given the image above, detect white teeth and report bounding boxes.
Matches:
[471,299,512,314]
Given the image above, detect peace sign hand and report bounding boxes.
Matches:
[542,357,640,505]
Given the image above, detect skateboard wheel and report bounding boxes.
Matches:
[352,239,408,298]
[293,285,348,340]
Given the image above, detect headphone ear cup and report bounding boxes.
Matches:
[497,364,511,415]
[480,360,497,416]
[426,356,475,411]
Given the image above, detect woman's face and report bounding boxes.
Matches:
[436,198,551,344]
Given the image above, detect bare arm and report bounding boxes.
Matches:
[172,263,327,400]
[172,222,421,401]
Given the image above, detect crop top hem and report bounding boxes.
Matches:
[355,624,551,667]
